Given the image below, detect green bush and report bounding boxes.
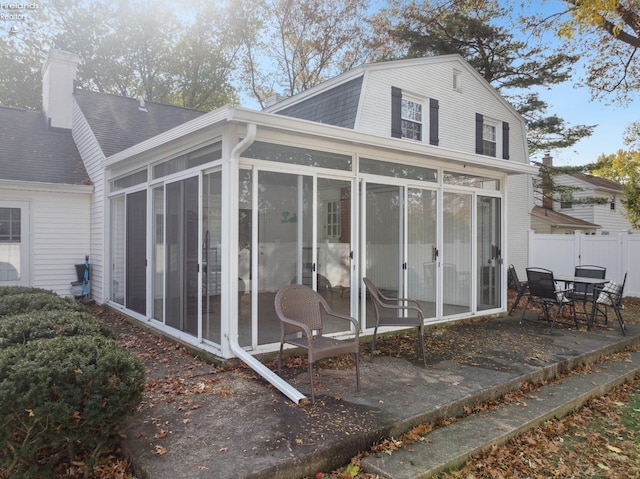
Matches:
[0,286,57,298]
[0,310,114,349]
[0,292,87,317]
[0,335,145,478]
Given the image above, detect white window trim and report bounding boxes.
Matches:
[0,201,30,285]
[401,94,424,142]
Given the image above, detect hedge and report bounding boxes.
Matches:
[0,335,145,478]
[0,292,87,317]
[0,310,114,349]
[0,286,57,298]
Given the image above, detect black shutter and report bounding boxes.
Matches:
[502,121,510,160]
[475,113,484,154]
[391,86,402,138]
[429,98,439,146]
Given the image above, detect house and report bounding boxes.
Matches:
[1,49,537,398]
[530,153,632,234]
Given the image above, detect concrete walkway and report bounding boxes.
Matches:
[121,314,640,479]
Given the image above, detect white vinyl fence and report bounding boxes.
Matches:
[528,231,640,297]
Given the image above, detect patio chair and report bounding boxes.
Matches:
[508,264,529,315]
[592,273,627,336]
[521,267,576,330]
[274,284,360,404]
[362,277,426,365]
[571,265,606,320]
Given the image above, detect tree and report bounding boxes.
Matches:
[237,0,373,108]
[373,0,594,154]
[0,0,242,110]
[588,150,640,229]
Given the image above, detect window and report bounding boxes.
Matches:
[610,196,616,211]
[401,97,423,141]
[560,194,573,209]
[0,203,28,283]
[482,123,497,157]
[325,200,340,238]
[453,70,462,92]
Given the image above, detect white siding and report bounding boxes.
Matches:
[355,59,526,164]
[0,187,90,295]
[506,174,532,276]
[73,102,106,302]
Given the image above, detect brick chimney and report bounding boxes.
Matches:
[542,152,554,209]
[41,49,80,130]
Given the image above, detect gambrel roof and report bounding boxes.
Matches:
[0,105,89,185]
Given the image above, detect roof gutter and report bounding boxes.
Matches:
[227,123,306,405]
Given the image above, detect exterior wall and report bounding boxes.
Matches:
[506,174,533,274]
[0,185,90,295]
[72,101,106,302]
[355,60,527,164]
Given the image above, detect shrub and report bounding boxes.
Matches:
[0,286,57,297]
[0,335,145,478]
[0,292,86,317]
[0,310,114,349]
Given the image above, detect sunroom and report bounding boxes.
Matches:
[105,107,535,379]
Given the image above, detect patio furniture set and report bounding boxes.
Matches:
[273,268,627,403]
[509,264,627,336]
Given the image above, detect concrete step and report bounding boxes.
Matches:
[362,349,640,479]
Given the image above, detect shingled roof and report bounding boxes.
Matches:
[0,105,89,185]
[531,205,600,229]
[572,172,623,192]
[74,90,206,158]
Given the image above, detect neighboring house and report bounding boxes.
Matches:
[530,154,632,234]
[553,173,632,233]
[1,50,537,377]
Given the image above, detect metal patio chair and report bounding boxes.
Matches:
[508,264,529,315]
[274,284,360,404]
[571,265,606,320]
[593,272,627,336]
[363,277,426,365]
[521,267,576,330]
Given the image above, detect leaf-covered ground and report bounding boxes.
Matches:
[74,295,640,478]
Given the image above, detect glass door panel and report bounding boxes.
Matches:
[364,183,403,329]
[152,187,164,321]
[125,190,147,315]
[238,170,252,348]
[257,171,312,345]
[477,196,502,311]
[317,178,352,332]
[442,192,472,316]
[407,188,437,319]
[203,171,222,344]
[110,196,125,305]
[166,177,199,336]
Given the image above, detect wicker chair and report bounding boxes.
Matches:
[274,284,360,404]
[363,277,426,365]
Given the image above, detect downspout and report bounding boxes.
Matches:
[227,123,306,404]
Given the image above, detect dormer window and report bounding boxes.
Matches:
[391,86,439,145]
[482,122,497,157]
[401,96,423,141]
